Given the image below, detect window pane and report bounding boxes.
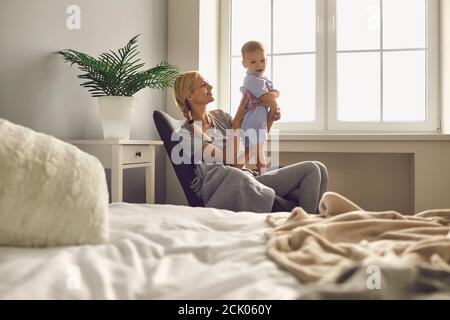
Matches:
[383,51,426,122]
[231,0,271,56]
[337,0,380,51]
[337,52,381,121]
[273,55,316,122]
[273,0,316,53]
[230,57,272,116]
[383,0,426,50]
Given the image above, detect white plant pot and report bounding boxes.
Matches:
[98,96,135,140]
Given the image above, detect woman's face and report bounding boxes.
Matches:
[188,75,214,107]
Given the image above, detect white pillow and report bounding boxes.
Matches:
[0,118,109,247]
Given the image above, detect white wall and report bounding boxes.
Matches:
[0,0,168,203]
[166,0,199,205]
[199,0,220,109]
[282,152,413,213]
[167,0,220,205]
[442,0,450,133]
[166,0,220,205]
[167,0,199,119]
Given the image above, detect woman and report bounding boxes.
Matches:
[173,71,328,213]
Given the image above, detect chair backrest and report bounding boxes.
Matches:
[153,110,204,207]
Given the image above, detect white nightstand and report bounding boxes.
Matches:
[68,140,163,204]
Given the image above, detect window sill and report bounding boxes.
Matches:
[269,133,450,141]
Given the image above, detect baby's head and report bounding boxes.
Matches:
[241,41,266,77]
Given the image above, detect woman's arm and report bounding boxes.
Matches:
[197,133,242,168]
[202,95,251,168]
[232,95,250,130]
[189,96,249,168]
[229,95,251,167]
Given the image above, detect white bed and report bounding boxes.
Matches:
[0,203,301,299]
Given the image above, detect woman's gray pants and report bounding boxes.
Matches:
[255,161,328,213]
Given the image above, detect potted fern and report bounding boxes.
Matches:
[56,35,179,139]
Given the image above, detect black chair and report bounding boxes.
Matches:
[153,110,287,212]
[153,110,204,207]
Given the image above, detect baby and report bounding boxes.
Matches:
[240,41,279,174]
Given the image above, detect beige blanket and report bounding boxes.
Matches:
[266,192,450,299]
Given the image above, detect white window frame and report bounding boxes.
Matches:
[327,0,440,132]
[219,0,440,133]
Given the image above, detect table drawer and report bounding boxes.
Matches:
[123,145,150,164]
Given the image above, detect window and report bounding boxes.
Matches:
[219,0,440,132]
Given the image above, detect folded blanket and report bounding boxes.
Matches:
[191,163,275,213]
[266,192,450,299]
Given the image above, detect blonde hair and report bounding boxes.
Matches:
[241,41,265,57]
[174,71,201,121]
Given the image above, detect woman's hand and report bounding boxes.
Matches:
[254,98,281,122]
[237,94,257,115]
[269,89,280,99]
[272,106,281,122]
[251,169,261,177]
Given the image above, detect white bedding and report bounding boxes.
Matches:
[0,203,301,299]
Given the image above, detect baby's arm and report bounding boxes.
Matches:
[243,76,278,105]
